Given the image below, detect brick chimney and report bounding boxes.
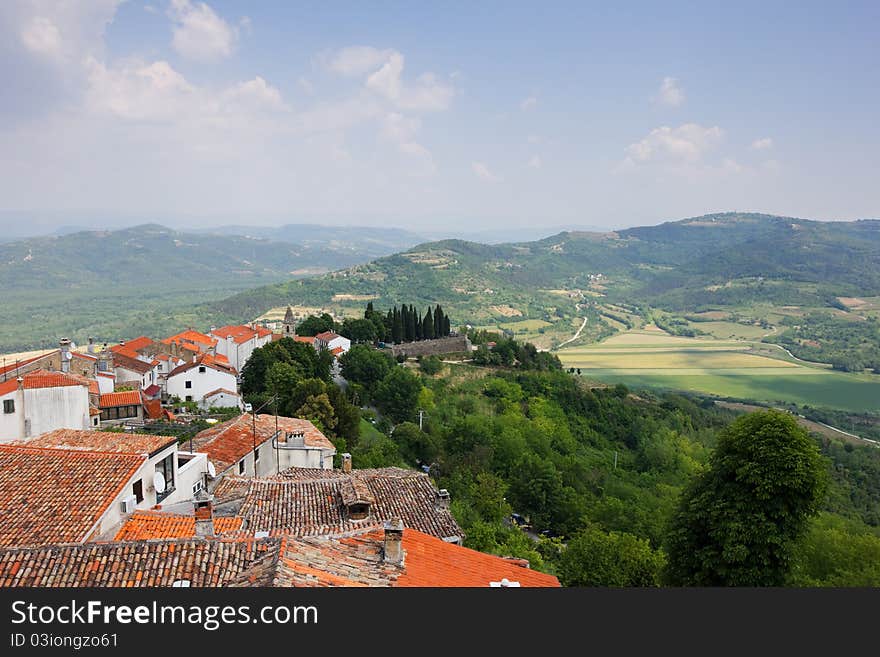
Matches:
[383,519,405,565]
[435,488,450,510]
[342,452,352,473]
[59,338,71,373]
[193,491,215,538]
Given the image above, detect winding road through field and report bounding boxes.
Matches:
[556,317,588,349]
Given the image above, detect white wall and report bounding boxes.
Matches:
[213,332,272,372]
[0,385,90,443]
[167,366,237,403]
[201,391,242,410]
[96,375,115,394]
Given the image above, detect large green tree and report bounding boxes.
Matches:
[665,410,828,586]
[339,344,394,396]
[559,526,665,587]
[375,366,422,423]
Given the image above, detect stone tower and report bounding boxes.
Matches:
[282,306,296,337]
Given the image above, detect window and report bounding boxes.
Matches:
[198,366,206,373]
[3,399,14,414]
[185,380,192,389]
[132,479,144,503]
[93,417,99,426]
[254,446,260,463]
[192,480,203,496]
[185,395,193,402]
[238,459,245,474]
[155,453,175,502]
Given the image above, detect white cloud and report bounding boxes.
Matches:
[751,137,773,150]
[168,0,237,61]
[298,77,315,95]
[621,123,724,169]
[85,57,196,121]
[721,158,743,174]
[326,46,395,76]
[379,112,435,173]
[472,161,502,182]
[327,47,455,112]
[223,76,288,112]
[365,52,454,111]
[528,155,542,168]
[20,16,62,55]
[655,76,685,107]
[520,96,537,111]
[144,4,158,14]
[239,16,252,35]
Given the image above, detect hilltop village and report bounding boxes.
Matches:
[0,307,556,587]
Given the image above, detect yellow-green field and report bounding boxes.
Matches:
[556,329,880,412]
[687,321,771,340]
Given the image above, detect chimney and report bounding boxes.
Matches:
[87,337,95,354]
[288,430,304,448]
[59,338,71,373]
[383,519,405,565]
[342,452,352,473]
[435,488,451,510]
[16,377,25,440]
[193,492,215,538]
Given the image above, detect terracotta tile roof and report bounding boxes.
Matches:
[255,326,273,338]
[293,336,316,344]
[143,398,163,420]
[232,527,560,587]
[0,369,91,396]
[203,388,239,399]
[396,529,560,587]
[110,344,138,359]
[89,407,102,416]
[213,353,230,365]
[15,429,176,457]
[143,384,161,397]
[0,537,279,586]
[71,352,97,362]
[162,330,217,349]
[0,352,46,378]
[168,353,237,378]
[0,445,145,547]
[315,331,341,341]
[112,352,154,375]
[212,325,264,345]
[114,512,243,540]
[192,414,334,474]
[330,346,345,356]
[88,380,100,396]
[117,336,153,352]
[213,467,461,541]
[97,372,115,379]
[99,390,142,407]
[182,343,200,353]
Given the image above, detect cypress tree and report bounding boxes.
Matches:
[424,307,435,339]
[392,307,403,343]
[434,304,442,337]
[444,316,451,336]
[406,305,417,342]
[415,311,423,340]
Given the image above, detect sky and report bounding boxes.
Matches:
[0,1,878,234]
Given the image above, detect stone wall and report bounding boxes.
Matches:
[387,336,472,358]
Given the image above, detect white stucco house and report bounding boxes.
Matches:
[0,370,92,443]
[314,331,351,355]
[166,355,238,405]
[210,324,274,372]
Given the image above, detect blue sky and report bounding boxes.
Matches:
[0,1,878,233]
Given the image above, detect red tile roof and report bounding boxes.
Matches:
[396,529,560,587]
[88,380,100,396]
[99,390,142,407]
[213,467,461,540]
[162,329,217,348]
[15,429,176,457]
[212,325,265,345]
[112,352,154,375]
[0,537,278,586]
[116,336,153,352]
[0,369,91,396]
[192,414,334,473]
[168,354,238,378]
[114,512,243,540]
[0,445,145,547]
[203,388,239,399]
[233,527,561,587]
[293,336,316,344]
[0,352,46,378]
[315,331,340,341]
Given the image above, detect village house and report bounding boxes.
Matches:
[112,351,159,389]
[210,324,273,372]
[191,413,336,480]
[0,369,94,442]
[0,519,560,587]
[98,389,145,427]
[161,329,218,360]
[314,330,351,355]
[0,338,100,381]
[211,462,462,543]
[165,353,238,405]
[0,429,208,547]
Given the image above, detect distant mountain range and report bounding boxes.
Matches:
[2,212,879,355]
[209,212,880,320]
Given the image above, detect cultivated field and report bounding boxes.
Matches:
[557,328,880,412]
